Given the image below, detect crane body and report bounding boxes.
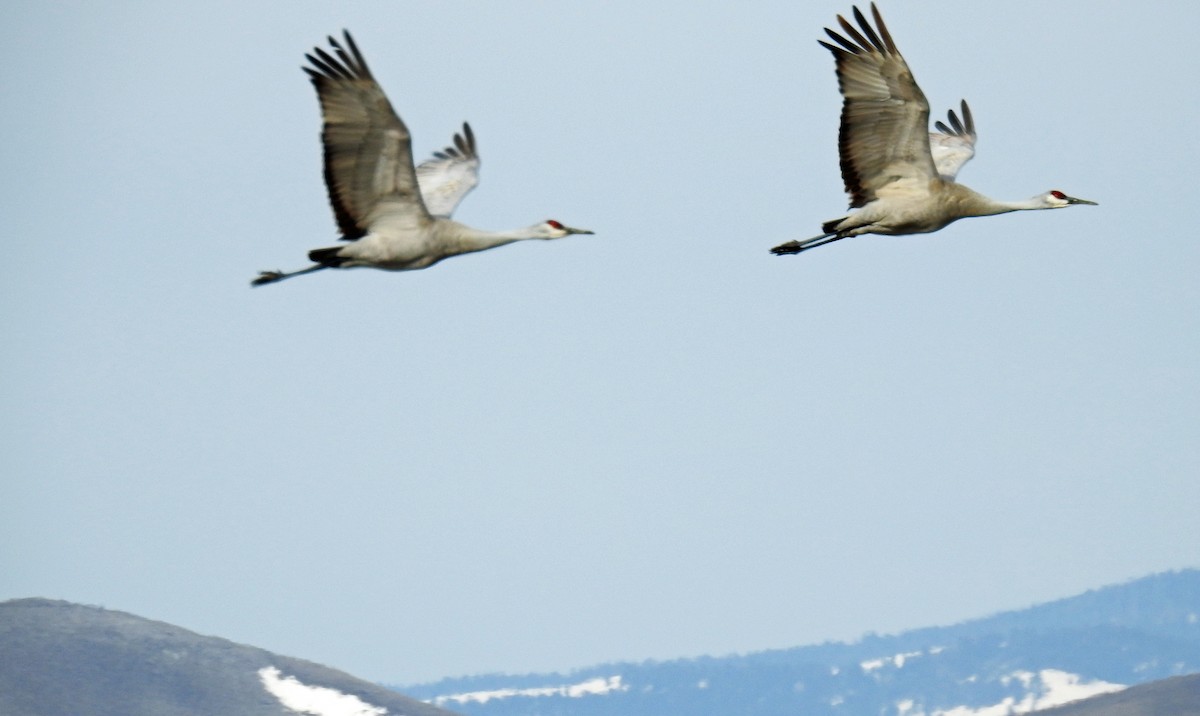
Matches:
[306,218,577,272]
[771,4,1095,257]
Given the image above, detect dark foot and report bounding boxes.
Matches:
[251,271,284,287]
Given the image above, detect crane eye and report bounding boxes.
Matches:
[1050,190,1067,200]
[546,220,564,229]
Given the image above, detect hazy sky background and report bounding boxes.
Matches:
[3,0,1198,687]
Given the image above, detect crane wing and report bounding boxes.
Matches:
[415,123,481,218]
[303,31,430,241]
[820,4,939,208]
[929,100,976,182]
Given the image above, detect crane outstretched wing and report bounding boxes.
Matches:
[304,31,430,240]
[415,123,481,218]
[820,4,939,208]
[929,100,976,182]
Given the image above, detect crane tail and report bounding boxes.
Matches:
[308,246,349,267]
[821,218,846,234]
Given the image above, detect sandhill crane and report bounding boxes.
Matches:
[252,32,592,287]
[771,4,1095,257]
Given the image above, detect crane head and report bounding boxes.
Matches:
[538,219,595,239]
[1045,190,1098,208]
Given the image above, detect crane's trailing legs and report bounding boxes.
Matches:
[251,265,328,286]
[770,233,843,255]
[772,217,859,254]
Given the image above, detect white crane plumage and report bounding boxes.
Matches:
[253,31,592,287]
[771,4,1095,257]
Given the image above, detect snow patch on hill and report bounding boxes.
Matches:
[430,675,628,706]
[908,669,1125,716]
[862,650,926,672]
[259,666,387,716]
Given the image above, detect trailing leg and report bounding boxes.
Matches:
[770,232,848,255]
[250,264,328,287]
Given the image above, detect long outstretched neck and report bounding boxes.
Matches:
[451,224,546,254]
[968,195,1052,217]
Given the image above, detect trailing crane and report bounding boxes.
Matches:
[253,32,592,286]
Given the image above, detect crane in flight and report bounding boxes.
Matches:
[253,31,593,287]
[771,4,1095,257]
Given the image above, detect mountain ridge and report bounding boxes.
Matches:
[400,569,1200,716]
[2,569,1196,716]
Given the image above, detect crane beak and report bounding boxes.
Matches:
[564,225,595,235]
[1065,195,1098,206]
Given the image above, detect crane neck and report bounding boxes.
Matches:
[969,194,1053,216]
[441,221,546,255]
[998,196,1050,212]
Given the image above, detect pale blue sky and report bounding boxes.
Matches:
[3,0,1198,686]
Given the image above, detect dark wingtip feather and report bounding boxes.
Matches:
[935,102,974,138]
[818,39,845,57]
[462,122,476,155]
[308,47,353,80]
[870,3,897,54]
[823,28,859,53]
[852,5,885,52]
[337,30,371,77]
[947,108,964,134]
[837,13,872,51]
[303,31,371,82]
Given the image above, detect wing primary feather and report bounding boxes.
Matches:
[337,31,371,78]
[461,122,476,155]
[303,53,336,79]
[328,39,358,76]
[310,48,353,80]
[851,5,886,53]
[823,28,860,54]
[960,100,975,135]
[820,31,859,54]
[818,40,843,57]
[869,3,898,54]
[329,39,363,79]
[837,14,874,52]
[318,45,354,78]
[948,109,964,134]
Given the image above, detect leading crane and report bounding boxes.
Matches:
[771,4,1096,257]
